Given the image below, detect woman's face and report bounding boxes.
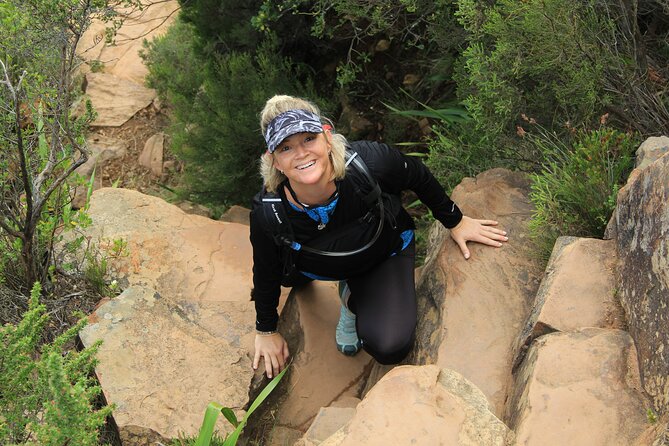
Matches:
[272,131,332,189]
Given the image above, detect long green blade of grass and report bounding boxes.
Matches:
[194,402,225,446]
[224,365,290,445]
[195,363,290,446]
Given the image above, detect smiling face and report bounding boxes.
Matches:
[272,131,333,191]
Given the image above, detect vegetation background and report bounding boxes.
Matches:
[2,0,669,443]
[143,0,669,257]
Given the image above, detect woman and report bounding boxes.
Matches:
[251,95,508,378]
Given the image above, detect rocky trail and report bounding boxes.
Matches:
[74,3,669,445]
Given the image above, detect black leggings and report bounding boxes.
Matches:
[283,241,417,365]
[347,240,416,364]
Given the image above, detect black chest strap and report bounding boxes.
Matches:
[261,150,384,257]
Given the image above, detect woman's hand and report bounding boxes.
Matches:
[449,215,509,260]
[253,333,290,379]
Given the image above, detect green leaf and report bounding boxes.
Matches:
[194,402,224,446]
[220,407,239,427]
[195,364,290,446]
[224,364,290,445]
[84,167,96,210]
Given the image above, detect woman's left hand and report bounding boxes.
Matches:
[449,215,508,260]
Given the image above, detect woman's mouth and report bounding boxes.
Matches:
[296,161,316,170]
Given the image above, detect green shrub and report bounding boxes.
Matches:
[426,121,500,192]
[454,0,635,146]
[528,128,637,259]
[0,282,111,445]
[144,26,326,205]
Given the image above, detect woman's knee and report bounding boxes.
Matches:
[360,329,415,365]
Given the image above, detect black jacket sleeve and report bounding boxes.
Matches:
[249,203,283,332]
[352,141,463,228]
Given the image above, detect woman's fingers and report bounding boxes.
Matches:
[456,238,471,260]
[269,354,280,379]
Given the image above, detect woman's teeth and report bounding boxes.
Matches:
[297,161,315,170]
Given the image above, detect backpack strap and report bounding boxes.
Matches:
[345,150,382,210]
[260,195,300,250]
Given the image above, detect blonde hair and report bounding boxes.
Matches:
[259,95,348,193]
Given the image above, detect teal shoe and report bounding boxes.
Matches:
[336,281,362,356]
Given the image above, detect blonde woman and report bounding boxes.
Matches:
[250,95,508,378]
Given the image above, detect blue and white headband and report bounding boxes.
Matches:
[264,109,323,153]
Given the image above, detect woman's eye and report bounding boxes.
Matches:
[280,146,291,152]
[305,136,315,143]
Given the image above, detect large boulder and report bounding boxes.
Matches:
[405,169,544,417]
[317,365,513,446]
[80,286,248,442]
[77,188,265,441]
[507,328,649,446]
[77,0,179,85]
[513,236,624,360]
[635,136,669,170]
[614,151,669,413]
[82,73,156,127]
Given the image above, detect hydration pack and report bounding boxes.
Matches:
[258,149,396,258]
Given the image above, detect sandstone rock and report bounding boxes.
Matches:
[635,136,669,170]
[507,328,649,446]
[514,237,624,360]
[138,133,164,176]
[297,407,356,445]
[77,0,180,85]
[405,169,543,417]
[269,282,373,431]
[614,151,669,413]
[80,286,250,440]
[84,188,253,307]
[633,414,669,446]
[219,205,251,225]
[75,188,270,442]
[175,200,213,218]
[268,426,304,446]
[82,73,156,127]
[117,425,169,446]
[319,365,513,446]
[78,132,129,178]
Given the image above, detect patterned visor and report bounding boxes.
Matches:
[264,109,323,153]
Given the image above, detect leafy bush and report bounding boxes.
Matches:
[528,127,637,259]
[0,0,133,290]
[144,25,326,205]
[0,282,111,445]
[453,0,641,151]
[426,120,500,192]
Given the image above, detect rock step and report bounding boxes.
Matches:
[250,281,372,433]
[80,286,250,442]
[513,236,624,367]
[314,365,513,446]
[507,328,649,446]
[405,168,544,418]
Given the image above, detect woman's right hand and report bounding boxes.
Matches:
[253,333,290,378]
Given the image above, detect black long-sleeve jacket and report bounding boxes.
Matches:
[250,141,462,331]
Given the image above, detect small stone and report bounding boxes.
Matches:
[402,74,420,87]
[375,39,390,52]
